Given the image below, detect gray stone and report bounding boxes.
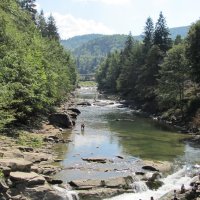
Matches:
[0,158,32,172]
[49,113,73,128]
[10,171,45,186]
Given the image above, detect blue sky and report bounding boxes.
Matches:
[36,0,200,39]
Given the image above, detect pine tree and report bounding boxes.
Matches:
[143,17,154,52]
[18,0,37,21]
[36,10,47,38]
[154,12,171,52]
[46,14,60,40]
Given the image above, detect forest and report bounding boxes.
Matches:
[0,0,77,130]
[96,12,200,127]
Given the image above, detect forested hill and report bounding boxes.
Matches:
[0,0,77,130]
[61,26,189,74]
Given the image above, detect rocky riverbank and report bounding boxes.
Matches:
[0,97,81,199]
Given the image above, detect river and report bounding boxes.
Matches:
[54,86,200,200]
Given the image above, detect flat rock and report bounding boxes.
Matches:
[23,152,51,163]
[82,157,108,163]
[142,160,172,172]
[103,176,134,189]
[69,179,103,189]
[0,158,32,172]
[10,171,45,186]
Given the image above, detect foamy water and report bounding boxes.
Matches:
[105,167,193,200]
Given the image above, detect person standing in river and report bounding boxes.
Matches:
[81,122,85,130]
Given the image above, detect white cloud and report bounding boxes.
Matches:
[77,0,131,5]
[49,12,115,39]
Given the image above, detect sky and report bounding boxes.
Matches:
[36,0,200,39]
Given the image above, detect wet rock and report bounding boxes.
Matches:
[10,171,45,186]
[82,157,108,163]
[44,176,63,185]
[49,113,73,128]
[69,179,103,189]
[142,165,158,171]
[0,180,9,192]
[116,156,124,159]
[103,176,134,189]
[146,180,164,190]
[0,158,32,172]
[77,101,92,106]
[24,184,64,200]
[68,108,81,114]
[78,188,131,200]
[142,160,172,172]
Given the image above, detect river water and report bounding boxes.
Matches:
[54,87,200,200]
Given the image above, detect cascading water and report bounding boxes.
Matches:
[131,181,149,193]
[105,166,194,200]
[53,185,79,200]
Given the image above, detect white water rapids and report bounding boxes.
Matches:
[105,166,195,200]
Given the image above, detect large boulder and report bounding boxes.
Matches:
[10,171,45,186]
[24,184,65,200]
[48,113,73,128]
[0,158,32,172]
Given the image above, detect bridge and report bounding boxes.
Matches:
[79,73,96,81]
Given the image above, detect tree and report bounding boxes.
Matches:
[154,12,171,52]
[46,14,59,40]
[174,35,182,45]
[186,20,200,83]
[36,10,47,37]
[158,44,189,115]
[143,17,154,52]
[18,0,37,21]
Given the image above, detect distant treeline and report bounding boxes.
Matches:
[96,12,200,126]
[0,0,77,130]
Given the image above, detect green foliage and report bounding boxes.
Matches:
[0,170,4,179]
[96,12,199,118]
[186,19,200,83]
[157,44,189,113]
[17,132,43,148]
[0,0,77,130]
[154,12,172,52]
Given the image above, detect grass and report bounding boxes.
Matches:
[78,81,97,87]
[17,132,43,148]
[0,170,4,179]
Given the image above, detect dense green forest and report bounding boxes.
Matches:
[96,12,200,127]
[0,0,77,130]
[61,26,189,74]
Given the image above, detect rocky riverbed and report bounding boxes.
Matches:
[1,88,200,200]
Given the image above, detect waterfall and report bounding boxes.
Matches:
[53,185,79,200]
[131,181,149,193]
[105,166,193,200]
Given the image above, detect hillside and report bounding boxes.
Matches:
[61,26,190,74]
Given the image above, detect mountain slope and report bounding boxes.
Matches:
[61,26,190,74]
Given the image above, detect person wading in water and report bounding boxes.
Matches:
[81,122,85,130]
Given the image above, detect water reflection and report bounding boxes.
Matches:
[54,87,200,182]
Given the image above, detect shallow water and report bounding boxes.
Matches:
[54,86,200,186]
